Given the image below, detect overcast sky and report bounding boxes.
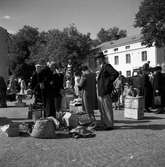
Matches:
[0,0,142,38]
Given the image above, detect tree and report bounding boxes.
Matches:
[97,27,127,43]
[134,0,165,47]
[30,24,92,69]
[9,25,39,79]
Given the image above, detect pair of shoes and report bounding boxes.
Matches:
[154,108,165,114]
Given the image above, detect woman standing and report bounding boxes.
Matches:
[78,66,97,121]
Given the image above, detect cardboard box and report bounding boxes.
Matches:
[124,96,144,120]
[124,108,144,120]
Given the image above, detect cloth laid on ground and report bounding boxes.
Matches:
[31,117,59,138]
[70,125,96,139]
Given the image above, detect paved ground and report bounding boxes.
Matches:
[0,101,165,167]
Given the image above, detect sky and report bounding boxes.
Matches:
[0,0,142,39]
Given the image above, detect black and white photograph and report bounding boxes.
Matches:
[0,0,165,166]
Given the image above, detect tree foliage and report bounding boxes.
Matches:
[9,24,92,80]
[9,25,39,79]
[97,27,127,43]
[134,0,165,47]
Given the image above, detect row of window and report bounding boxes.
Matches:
[114,51,147,65]
[114,45,130,52]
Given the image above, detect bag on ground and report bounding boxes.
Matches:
[31,119,56,138]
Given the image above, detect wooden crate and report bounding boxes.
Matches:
[124,96,144,120]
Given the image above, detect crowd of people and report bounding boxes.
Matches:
[113,61,165,114]
[28,53,119,130]
[1,53,165,130]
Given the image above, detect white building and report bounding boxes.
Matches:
[97,35,165,77]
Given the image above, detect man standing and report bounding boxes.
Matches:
[0,76,7,107]
[96,53,119,130]
[31,64,42,104]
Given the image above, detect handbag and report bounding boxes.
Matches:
[110,86,119,103]
[154,95,161,106]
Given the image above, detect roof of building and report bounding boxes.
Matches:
[95,34,143,51]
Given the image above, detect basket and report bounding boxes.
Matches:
[31,119,56,138]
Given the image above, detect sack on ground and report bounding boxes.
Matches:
[31,119,56,138]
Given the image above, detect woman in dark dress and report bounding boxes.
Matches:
[78,66,97,121]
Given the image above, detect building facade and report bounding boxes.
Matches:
[97,35,165,77]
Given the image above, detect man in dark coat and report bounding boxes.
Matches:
[51,65,64,115]
[0,76,7,107]
[154,63,165,113]
[38,63,54,117]
[96,53,119,130]
[143,71,153,112]
[31,64,42,104]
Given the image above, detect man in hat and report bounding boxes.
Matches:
[31,64,42,104]
[96,52,119,130]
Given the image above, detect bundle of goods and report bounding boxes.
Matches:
[62,112,93,129]
[124,96,144,120]
[28,103,44,121]
[69,98,83,114]
[70,125,96,139]
[31,117,59,139]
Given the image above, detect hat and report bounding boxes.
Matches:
[35,64,41,67]
[49,61,56,68]
[95,52,106,59]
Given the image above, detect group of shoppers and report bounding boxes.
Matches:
[31,62,64,117]
[30,53,118,130]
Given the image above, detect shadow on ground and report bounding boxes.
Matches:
[115,124,165,130]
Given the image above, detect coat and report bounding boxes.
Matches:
[97,63,119,97]
[78,72,97,110]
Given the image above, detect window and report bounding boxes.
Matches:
[114,56,119,65]
[114,48,118,52]
[126,70,131,77]
[142,51,147,61]
[125,45,130,49]
[126,54,131,64]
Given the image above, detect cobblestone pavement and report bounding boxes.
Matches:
[1,103,165,167]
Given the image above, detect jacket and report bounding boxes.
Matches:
[97,63,119,97]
